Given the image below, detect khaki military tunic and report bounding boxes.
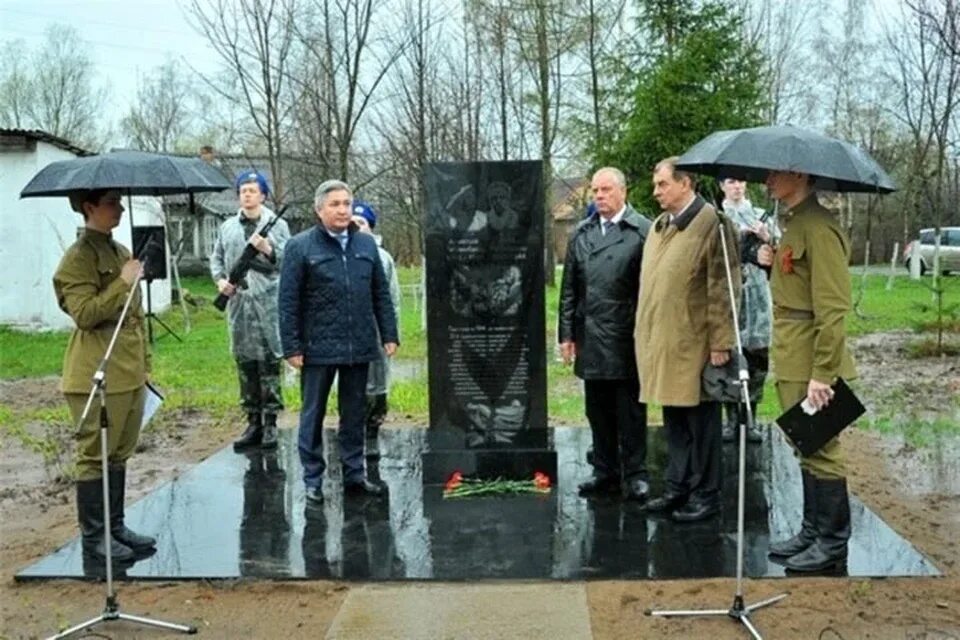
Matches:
[53,229,150,479]
[770,195,857,479]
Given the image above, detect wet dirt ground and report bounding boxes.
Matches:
[1,333,959,639]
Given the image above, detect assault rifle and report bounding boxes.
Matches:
[741,204,776,268]
[214,205,290,311]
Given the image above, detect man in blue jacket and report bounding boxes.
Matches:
[279,180,399,504]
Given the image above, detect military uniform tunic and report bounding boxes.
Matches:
[770,195,857,479]
[53,229,150,480]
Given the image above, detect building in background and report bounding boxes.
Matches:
[0,129,170,330]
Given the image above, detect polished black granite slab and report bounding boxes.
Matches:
[423,161,555,482]
[16,427,939,581]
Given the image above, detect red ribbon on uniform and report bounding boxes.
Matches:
[780,246,794,274]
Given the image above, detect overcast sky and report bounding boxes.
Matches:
[0,0,220,134]
[0,0,908,145]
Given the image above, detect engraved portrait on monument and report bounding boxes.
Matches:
[424,161,547,450]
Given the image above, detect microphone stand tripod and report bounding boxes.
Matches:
[48,262,196,639]
[645,218,788,639]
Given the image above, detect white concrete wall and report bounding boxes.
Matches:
[0,142,170,331]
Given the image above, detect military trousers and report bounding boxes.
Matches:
[65,386,145,481]
[236,358,284,415]
[775,381,846,479]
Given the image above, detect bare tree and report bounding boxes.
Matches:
[291,0,404,181]
[0,39,30,129]
[885,0,960,254]
[187,0,298,202]
[120,60,196,153]
[502,0,589,284]
[742,0,817,125]
[370,0,498,261]
[583,0,629,147]
[366,0,440,257]
[2,25,109,148]
[193,73,249,153]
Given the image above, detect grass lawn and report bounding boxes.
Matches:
[1,270,955,431]
[848,271,960,336]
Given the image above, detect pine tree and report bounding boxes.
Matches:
[595,0,766,211]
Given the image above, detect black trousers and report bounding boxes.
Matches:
[298,363,369,488]
[662,402,722,500]
[584,377,648,481]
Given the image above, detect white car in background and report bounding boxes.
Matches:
[902,227,960,275]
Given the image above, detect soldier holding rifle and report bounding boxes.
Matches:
[210,171,291,452]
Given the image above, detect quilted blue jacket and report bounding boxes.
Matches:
[279,224,398,365]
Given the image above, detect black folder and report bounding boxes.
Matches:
[775,378,866,456]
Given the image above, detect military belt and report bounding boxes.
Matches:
[774,307,814,320]
[93,317,141,331]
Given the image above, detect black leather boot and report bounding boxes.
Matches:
[234,412,263,452]
[108,467,157,552]
[721,403,738,442]
[783,477,851,572]
[769,470,818,559]
[261,413,278,450]
[77,479,135,562]
[365,394,387,460]
[578,475,620,496]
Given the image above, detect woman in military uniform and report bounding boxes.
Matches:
[54,189,157,562]
[757,171,857,572]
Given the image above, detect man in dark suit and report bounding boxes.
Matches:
[558,167,652,501]
[279,180,399,505]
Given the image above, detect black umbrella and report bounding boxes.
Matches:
[20,150,232,343]
[20,149,231,197]
[675,125,896,193]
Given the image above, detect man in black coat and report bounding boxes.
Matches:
[558,167,652,500]
[279,180,399,505]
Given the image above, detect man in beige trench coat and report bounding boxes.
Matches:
[635,157,740,522]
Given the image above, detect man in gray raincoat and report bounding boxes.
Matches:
[211,171,291,452]
[351,201,401,460]
[719,177,777,443]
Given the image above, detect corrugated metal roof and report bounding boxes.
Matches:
[0,128,92,157]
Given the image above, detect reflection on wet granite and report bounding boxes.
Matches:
[16,427,939,581]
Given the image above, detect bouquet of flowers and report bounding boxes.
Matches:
[442,470,552,498]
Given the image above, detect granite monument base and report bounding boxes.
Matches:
[15,426,939,582]
[420,428,557,484]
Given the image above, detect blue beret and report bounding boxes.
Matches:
[352,200,378,228]
[585,201,597,218]
[235,170,270,196]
